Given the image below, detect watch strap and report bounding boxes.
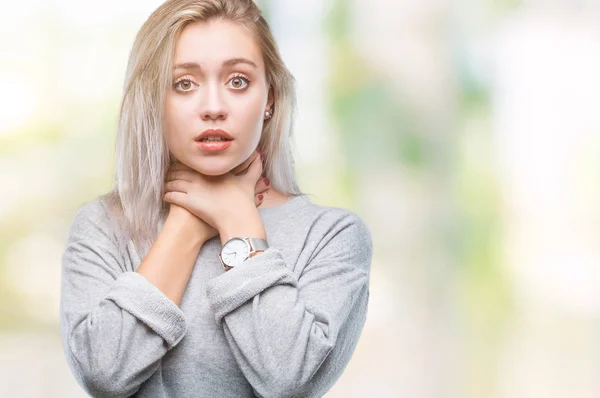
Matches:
[247,238,269,252]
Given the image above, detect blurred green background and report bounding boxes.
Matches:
[2,0,600,396]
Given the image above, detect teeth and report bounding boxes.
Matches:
[201,137,227,142]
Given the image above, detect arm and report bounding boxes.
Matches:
[206,210,372,398]
[137,204,209,306]
[60,201,205,397]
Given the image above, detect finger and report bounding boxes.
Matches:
[164,180,188,194]
[254,177,270,194]
[163,191,189,207]
[254,193,264,207]
[231,149,260,176]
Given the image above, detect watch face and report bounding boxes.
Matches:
[221,238,249,268]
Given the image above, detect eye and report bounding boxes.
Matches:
[227,74,251,90]
[173,78,197,92]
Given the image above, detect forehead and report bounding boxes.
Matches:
[174,19,264,71]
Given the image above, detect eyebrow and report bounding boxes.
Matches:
[173,58,258,71]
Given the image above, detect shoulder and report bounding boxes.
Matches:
[299,196,371,237]
[66,193,124,245]
[298,196,373,263]
[69,198,109,232]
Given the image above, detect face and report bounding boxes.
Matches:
[164,19,273,175]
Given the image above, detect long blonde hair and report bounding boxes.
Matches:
[102,0,303,257]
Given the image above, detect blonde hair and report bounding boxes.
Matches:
[102,0,304,257]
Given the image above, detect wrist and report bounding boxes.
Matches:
[218,205,266,246]
[166,205,209,247]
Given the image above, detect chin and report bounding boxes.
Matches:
[187,157,236,176]
[197,166,230,176]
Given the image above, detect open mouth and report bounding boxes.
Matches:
[197,137,233,142]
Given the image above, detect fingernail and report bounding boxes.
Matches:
[264,178,270,186]
[257,194,264,201]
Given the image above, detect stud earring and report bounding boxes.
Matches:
[265,109,272,119]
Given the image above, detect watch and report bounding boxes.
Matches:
[218,237,269,271]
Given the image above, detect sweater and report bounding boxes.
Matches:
[59,194,372,398]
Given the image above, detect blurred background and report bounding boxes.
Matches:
[2,0,600,396]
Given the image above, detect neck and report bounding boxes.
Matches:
[257,188,292,209]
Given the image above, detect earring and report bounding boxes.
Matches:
[265,109,272,119]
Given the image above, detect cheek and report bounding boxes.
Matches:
[236,95,265,135]
[164,97,194,142]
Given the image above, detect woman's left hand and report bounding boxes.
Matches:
[163,150,268,232]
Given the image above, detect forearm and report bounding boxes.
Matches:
[205,213,373,397]
[219,204,267,245]
[205,248,369,397]
[60,201,190,396]
[137,209,207,306]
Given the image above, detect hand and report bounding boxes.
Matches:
[163,149,268,234]
[166,202,219,243]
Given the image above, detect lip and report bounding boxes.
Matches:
[195,140,232,152]
[195,129,234,142]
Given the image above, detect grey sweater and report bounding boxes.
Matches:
[60,194,372,398]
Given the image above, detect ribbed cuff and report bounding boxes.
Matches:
[205,248,297,325]
[105,272,187,348]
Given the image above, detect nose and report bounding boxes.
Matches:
[199,82,227,121]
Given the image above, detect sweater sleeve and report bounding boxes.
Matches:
[59,200,188,397]
[205,211,372,398]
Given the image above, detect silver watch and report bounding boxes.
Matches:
[218,237,269,271]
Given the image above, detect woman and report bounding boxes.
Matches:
[60,0,372,397]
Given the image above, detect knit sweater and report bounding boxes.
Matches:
[59,194,372,397]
